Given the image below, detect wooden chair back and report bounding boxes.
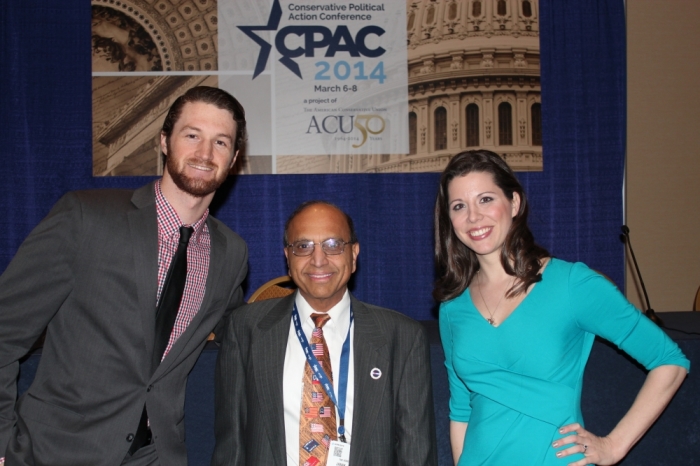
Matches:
[248,275,296,303]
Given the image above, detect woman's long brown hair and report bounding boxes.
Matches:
[433,150,549,302]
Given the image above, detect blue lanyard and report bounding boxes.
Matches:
[292,303,353,441]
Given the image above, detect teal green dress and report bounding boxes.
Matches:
[439,259,690,465]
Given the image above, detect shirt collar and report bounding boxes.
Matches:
[155,179,209,245]
[295,289,351,329]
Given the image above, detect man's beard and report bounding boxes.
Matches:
[165,144,229,197]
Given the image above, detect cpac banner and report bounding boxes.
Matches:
[91,0,542,175]
[221,0,408,158]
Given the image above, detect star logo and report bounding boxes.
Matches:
[238,0,302,79]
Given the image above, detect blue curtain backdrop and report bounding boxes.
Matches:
[0,1,626,321]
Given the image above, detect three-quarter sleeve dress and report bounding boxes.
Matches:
[439,258,690,465]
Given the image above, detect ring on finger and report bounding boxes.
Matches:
[583,444,588,453]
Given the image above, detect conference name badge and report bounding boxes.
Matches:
[327,439,350,466]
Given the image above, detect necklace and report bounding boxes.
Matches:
[476,271,512,326]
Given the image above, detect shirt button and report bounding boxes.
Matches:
[126,433,134,442]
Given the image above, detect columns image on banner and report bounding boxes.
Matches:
[91,0,542,175]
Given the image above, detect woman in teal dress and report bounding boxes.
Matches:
[434,150,689,465]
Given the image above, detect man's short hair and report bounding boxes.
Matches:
[283,201,358,246]
[161,86,247,153]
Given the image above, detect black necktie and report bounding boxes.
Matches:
[153,225,194,367]
[130,226,194,456]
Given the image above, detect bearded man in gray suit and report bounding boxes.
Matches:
[0,86,248,466]
[213,201,437,466]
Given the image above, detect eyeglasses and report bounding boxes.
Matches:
[286,238,354,256]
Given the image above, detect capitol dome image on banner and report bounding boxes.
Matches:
[91,0,542,175]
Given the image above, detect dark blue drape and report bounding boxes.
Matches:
[0,0,626,321]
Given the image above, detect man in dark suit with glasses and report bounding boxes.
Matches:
[213,200,437,466]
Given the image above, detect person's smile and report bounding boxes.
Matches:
[468,226,493,240]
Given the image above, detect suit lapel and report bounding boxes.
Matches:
[253,294,295,466]
[348,297,389,466]
[127,183,159,378]
[154,218,227,378]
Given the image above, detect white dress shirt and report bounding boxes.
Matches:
[283,290,355,466]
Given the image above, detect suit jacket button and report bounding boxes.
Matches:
[147,385,153,392]
[126,433,134,442]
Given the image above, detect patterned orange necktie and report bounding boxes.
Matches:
[299,313,337,466]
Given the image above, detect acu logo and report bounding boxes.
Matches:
[239,0,386,79]
[307,114,385,148]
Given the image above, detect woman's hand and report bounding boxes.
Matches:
[552,423,622,466]
[553,365,686,465]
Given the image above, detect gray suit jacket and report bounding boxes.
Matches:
[212,293,438,466]
[0,182,248,466]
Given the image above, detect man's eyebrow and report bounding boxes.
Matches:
[180,125,233,141]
